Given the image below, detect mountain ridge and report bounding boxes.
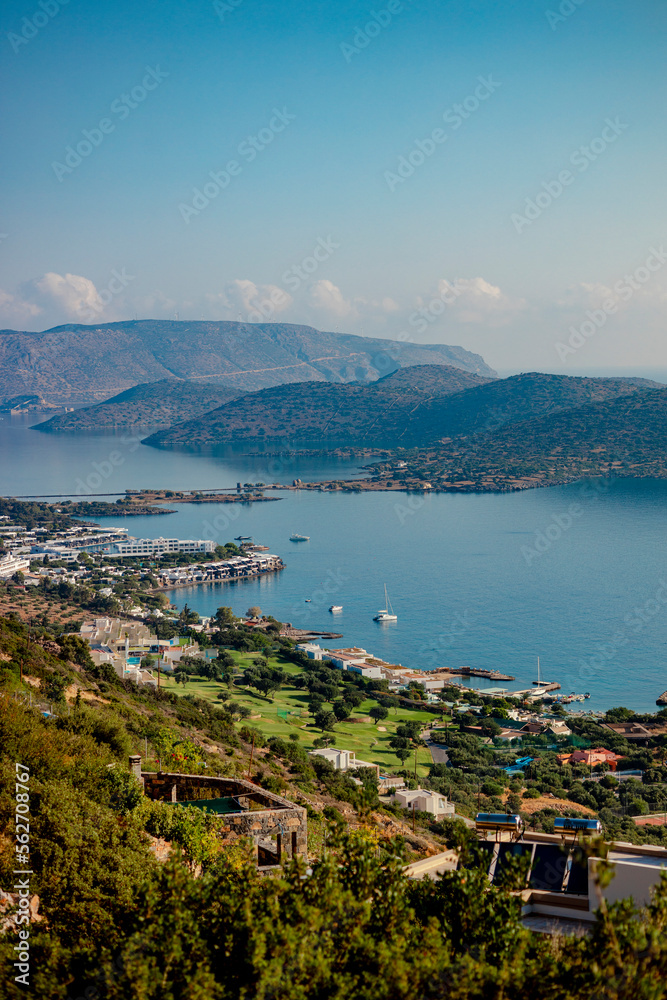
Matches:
[0,319,495,405]
[144,369,661,452]
[34,379,241,432]
[144,365,495,449]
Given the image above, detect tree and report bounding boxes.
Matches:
[11,570,25,585]
[246,606,261,619]
[332,700,352,721]
[396,721,422,741]
[56,634,95,670]
[308,694,325,715]
[178,604,200,626]
[369,706,389,725]
[342,687,365,708]
[394,747,411,765]
[255,676,280,701]
[214,606,236,628]
[44,672,67,703]
[314,709,337,732]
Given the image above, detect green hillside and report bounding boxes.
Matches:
[145,365,494,450]
[34,379,240,432]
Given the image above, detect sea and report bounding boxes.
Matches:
[2,412,667,713]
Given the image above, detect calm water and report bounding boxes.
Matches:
[2,416,667,712]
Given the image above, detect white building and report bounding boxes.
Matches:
[107,537,215,557]
[0,554,30,578]
[309,747,380,778]
[389,788,455,819]
[311,646,385,679]
[296,642,325,660]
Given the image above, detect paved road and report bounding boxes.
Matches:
[422,732,449,766]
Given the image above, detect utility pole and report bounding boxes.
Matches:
[155,620,160,692]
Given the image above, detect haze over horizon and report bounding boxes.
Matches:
[2,0,666,373]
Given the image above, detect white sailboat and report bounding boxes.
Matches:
[373,584,397,622]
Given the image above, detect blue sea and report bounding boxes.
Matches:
[2,414,667,712]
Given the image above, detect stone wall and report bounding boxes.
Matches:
[136,766,307,862]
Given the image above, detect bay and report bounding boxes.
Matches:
[1,415,667,712]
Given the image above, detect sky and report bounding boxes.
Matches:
[1,0,666,373]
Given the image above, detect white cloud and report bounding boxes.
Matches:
[307,279,355,319]
[0,289,41,326]
[205,279,293,323]
[27,272,104,319]
[436,277,527,326]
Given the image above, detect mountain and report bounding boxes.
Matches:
[143,365,495,450]
[378,380,667,491]
[0,319,495,406]
[414,372,664,442]
[34,379,241,432]
[468,384,667,472]
[0,393,57,413]
[145,369,660,452]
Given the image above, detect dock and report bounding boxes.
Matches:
[445,666,515,682]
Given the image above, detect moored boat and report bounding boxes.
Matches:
[373,584,397,622]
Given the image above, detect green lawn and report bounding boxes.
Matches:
[162,652,438,778]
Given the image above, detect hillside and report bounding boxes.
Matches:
[415,371,663,442]
[34,379,240,432]
[466,384,667,474]
[144,365,494,449]
[145,369,659,452]
[376,382,667,492]
[2,606,667,997]
[0,319,495,405]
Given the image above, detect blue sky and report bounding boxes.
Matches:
[1,0,666,371]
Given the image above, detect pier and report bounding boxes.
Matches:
[445,666,515,682]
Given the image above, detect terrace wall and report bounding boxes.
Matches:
[131,761,307,861]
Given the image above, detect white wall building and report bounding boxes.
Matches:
[309,747,380,778]
[107,537,215,557]
[0,554,30,578]
[389,788,455,819]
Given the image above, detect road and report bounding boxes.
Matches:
[422,731,449,766]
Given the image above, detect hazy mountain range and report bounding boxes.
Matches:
[0,319,494,405]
